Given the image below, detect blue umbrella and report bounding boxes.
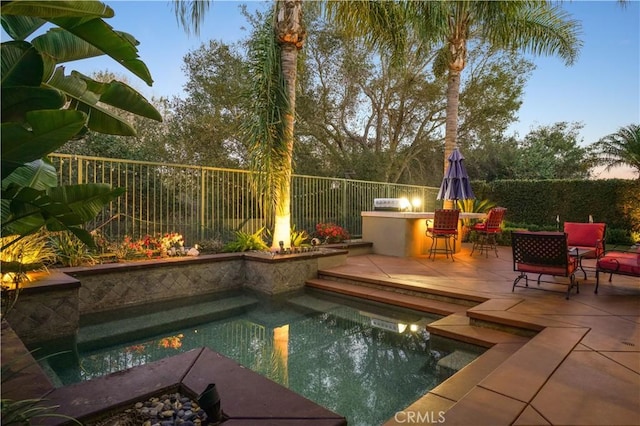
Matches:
[437,148,475,201]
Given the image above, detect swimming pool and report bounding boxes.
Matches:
[43,290,484,425]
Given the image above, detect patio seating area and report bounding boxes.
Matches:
[313,243,639,426]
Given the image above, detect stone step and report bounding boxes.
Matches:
[306,278,532,348]
[317,269,486,306]
[78,295,259,350]
[306,278,470,316]
[426,313,530,348]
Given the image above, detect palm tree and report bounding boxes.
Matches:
[328,1,582,208]
[591,124,640,178]
[173,0,304,250]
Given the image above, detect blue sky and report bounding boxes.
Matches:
[6,1,640,177]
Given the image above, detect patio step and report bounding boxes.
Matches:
[426,313,530,348]
[306,277,533,348]
[316,269,487,306]
[78,295,259,350]
[306,278,470,316]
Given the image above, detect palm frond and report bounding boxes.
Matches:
[242,5,291,210]
[171,0,212,37]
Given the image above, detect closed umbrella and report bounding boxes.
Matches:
[437,148,475,202]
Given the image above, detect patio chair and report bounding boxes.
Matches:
[426,209,460,261]
[595,246,640,293]
[511,231,579,299]
[471,207,507,258]
[564,222,606,279]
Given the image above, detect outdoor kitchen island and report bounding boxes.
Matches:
[361,211,486,257]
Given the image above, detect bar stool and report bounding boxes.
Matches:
[426,209,460,261]
[471,207,507,258]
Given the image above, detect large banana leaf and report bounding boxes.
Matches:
[74,101,137,136]
[1,183,125,249]
[1,109,86,178]
[47,68,137,135]
[78,72,162,121]
[1,86,65,122]
[2,158,58,191]
[0,40,43,87]
[0,14,46,40]
[0,1,114,19]
[2,1,150,85]
[1,159,58,235]
[49,16,152,85]
[32,26,107,61]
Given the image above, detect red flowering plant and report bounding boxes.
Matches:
[313,222,350,244]
[111,233,185,260]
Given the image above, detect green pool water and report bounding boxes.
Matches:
[43,290,484,426]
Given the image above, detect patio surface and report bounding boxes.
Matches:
[315,243,639,426]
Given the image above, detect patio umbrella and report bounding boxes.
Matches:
[437,148,475,202]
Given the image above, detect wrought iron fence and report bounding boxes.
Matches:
[50,154,439,244]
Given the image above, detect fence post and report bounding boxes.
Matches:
[200,167,206,241]
[77,156,83,184]
[342,178,347,230]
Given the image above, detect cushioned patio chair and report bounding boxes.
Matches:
[564,222,606,279]
[471,207,507,258]
[595,247,640,293]
[511,231,579,299]
[426,209,460,261]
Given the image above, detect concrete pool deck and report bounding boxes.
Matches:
[316,243,639,426]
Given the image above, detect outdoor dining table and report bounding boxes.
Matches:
[361,211,487,257]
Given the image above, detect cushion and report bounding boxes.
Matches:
[516,263,575,276]
[597,251,640,274]
[564,222,605,248]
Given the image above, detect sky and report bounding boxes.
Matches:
[5,0,639,178]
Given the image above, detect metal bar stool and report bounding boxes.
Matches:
[426,209,460,261]
[471,207,507,258]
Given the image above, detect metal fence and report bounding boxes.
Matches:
[50,154,440,244]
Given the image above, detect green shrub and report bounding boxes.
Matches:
[606,228,635,246]
[50,232,97,267]
[223,228,269,252]
[290,226,310,247]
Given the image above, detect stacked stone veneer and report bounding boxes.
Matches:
[4,272,80,346]
[67,254,245,315]
[7,249,349,344]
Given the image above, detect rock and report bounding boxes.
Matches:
[187,247,199,256]
[160,409,175,418]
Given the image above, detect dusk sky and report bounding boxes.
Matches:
[6,1,639,178]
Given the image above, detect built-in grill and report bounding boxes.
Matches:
[373,198,410,212]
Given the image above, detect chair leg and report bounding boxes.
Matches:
[428,236,437,261]
[595,270,599,294]
[489,234,499,257]
[566,274,578,300]
[471,233,486,257]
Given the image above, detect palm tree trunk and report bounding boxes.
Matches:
[272,0,304,250]
[443,68,461,210]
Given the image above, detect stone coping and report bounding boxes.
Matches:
[36,347,346,426]
[58,244,364,275]
[14,270,80,294]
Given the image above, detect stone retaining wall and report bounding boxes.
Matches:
[6,247,355,345]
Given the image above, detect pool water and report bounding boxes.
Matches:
[44,290,483,425]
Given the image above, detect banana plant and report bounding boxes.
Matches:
[1,0,160,250]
